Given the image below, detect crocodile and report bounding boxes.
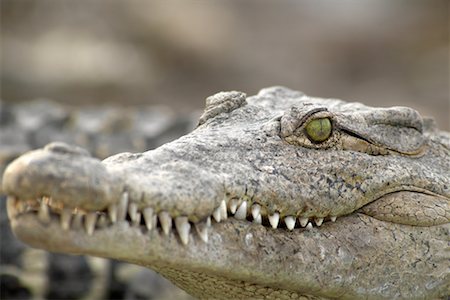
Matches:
[2,86,450,299]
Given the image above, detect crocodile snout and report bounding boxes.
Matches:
[2,142,123,211]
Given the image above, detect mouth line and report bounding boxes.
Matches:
[7,191,341,246]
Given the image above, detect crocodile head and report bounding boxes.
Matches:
[3,87,450,299]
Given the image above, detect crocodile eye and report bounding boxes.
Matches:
[305,118,332,142]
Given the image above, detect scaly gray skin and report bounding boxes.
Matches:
[2,87,450,299]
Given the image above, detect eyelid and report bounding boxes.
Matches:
[297,108,329,128]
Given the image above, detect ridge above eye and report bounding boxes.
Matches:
[305,117,332,143]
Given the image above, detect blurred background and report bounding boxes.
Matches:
[1,1,449,299]
[1,0,449,128]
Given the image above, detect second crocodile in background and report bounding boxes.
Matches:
[3,87,450,299]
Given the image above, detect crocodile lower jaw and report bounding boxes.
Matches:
[8,192,448,299]
[9,199,354,299]
[7,191,340,246]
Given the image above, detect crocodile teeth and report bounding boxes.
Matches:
[253,214,262,224]
[128,202,138,222]
[330,216,337,222]
[229,199,239,214]
[7,196,16,219]
[194,221,209,243]
[159,211,172,235]
[18,200,27,214]
[60,208,72,230]
[299,217,308,227]
[42,197,50,205]
[268,212,279,228]
[85,213,97,236]
[143,207,154,230]
[315,218,324,227]
[212,206,221,223]
[133,212,141,227]
[285,216,296,230]
[306,222,313,230]
[117,192,129,222]
[234,201,247,220]
[108,203,117,223]
[206,216,212,227]
[97,215,108,228]
[175,216,191,245]
[220,200,227,220]
[251,204,261,220]
[38,200,51,224]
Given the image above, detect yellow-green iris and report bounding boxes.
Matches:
[305,118,332,142]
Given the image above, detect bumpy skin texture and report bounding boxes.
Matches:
[3,87,450,299]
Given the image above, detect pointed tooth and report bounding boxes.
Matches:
[194,221,209,243]
[97,215,108,228]
[42,196,50,204]
[18,201,26,214]
[117,192,129,222]
[220,200,227,220]
[85,213,97,236]
[251,204,261,220]
[206,216,211,227]
[285,216,296,230]
[143,207,154,230]
[253,214,262,224]
[8,198,23,218]
[108,203,117,223]
[159,211,172,235]
[315,217,324,227]
[234,201,247,220]
[306,222,313,230]
[330,216,337,222]
[212,206,221,222]
[268,212,279,228]
[133,212,141,227]
[128,202,138,222]
[60,208,72,230]
[16,201,28,213]
[7,196,17,219]
[38,201,51,224]
[229,199,239,214]
[299,217,308,227]
[175,217,191,245]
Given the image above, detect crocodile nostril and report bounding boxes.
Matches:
[44,142,91,157]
